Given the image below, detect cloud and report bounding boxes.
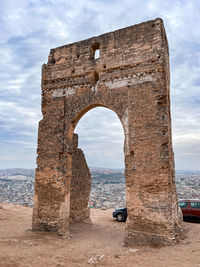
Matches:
[0,0,199,170]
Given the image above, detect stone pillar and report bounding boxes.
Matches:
[70,134,91,223]
[32,97,71,236]
[124,74,182,245]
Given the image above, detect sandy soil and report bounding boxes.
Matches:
[0,203,200,267]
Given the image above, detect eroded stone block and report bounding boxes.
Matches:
[70,134,91,223]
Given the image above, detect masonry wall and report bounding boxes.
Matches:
[70,134,91,223]
[33,18,182,245]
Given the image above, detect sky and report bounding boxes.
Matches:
[0,0,200,170]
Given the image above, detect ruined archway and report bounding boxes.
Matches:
[32,18,182,245]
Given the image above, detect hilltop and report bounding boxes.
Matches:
[0,203,200,266]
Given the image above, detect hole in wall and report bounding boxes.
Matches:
[94,49,100,59]
[50,58,55,64]
[93,71,99,84]
[91,43,100,59]
[59,152,64,160]
[162,114,167,120]
[156,95,167,106]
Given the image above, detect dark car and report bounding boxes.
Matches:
[178,199,200,221]
[113,208,127,222]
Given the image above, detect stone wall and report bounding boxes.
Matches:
[70,134,91,223]
[33,18,183,244]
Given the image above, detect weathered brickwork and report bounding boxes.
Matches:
[33,18,183,244]
[70,134,91,223]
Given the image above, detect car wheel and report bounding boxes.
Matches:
[116,213,125,222]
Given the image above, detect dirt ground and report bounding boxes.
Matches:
[0,203,200,267]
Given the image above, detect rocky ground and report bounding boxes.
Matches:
[1,203,200,267]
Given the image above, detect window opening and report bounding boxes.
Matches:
[91,43,100,59]
[94,49,100,59]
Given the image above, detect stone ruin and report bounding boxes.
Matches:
[32,18,183,245]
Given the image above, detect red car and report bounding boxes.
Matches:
[179,199,200,221]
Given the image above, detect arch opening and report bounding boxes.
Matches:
[69,106,126,225]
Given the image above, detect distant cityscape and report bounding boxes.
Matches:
[0,168,200,209]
